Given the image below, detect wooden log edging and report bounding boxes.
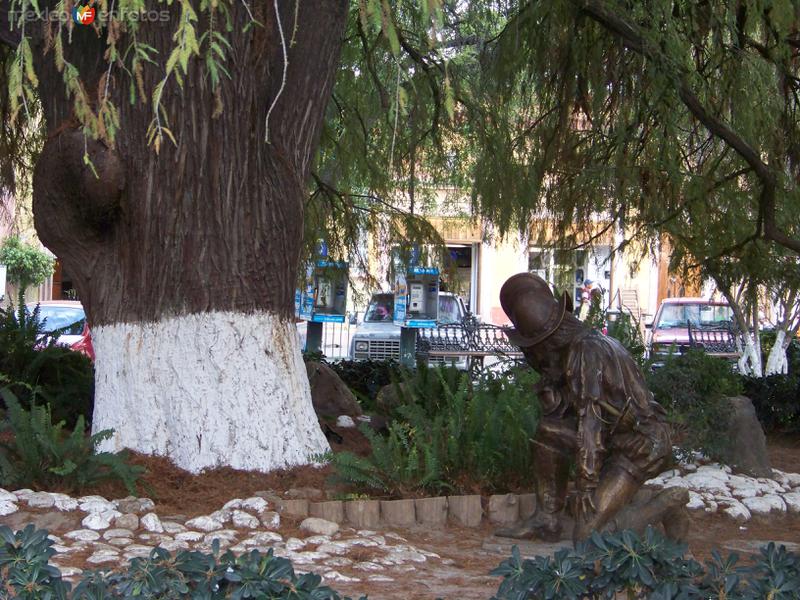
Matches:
[278,493,536,529]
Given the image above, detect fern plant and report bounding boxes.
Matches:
[331,365,541,495]
[0,389,143,494]
[328,421,443,496]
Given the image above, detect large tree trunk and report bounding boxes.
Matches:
[30,0,348,472]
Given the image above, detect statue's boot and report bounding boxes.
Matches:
[495,444,568,542]
[495,511,562,542]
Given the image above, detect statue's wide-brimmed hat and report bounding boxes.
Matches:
[500,273,570,347]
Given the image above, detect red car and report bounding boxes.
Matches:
[27,300,95,361]
[647,297,732,363]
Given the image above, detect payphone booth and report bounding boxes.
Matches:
[310,260,349,323]
[295,259,349,353]
[394,265,439,366]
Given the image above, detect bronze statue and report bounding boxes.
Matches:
[498,273,673,543]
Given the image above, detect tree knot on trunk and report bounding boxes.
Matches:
[34,128,126,240]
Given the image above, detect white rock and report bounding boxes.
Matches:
[336,415,356,428]
[53,495,79,512]
[344,537,379,548]
[103,529,135,540]
[0,489,18,502]
[304,535,332,545]
[783,472,800,488]
[26,492,56,509]
[231,510,260,529]
[175,531,205,542]
[324,570,360,583]
[141,513,164,533]
[370,576,395,582]
[704,501,718,514]
[286,537,306,551]
[185,516,223,532]
[686,492,705,511]
[684,473,730,494]
[13,489,34,500]
[0,501,18,516]
[300,517,339,536]
[241,497,270,513]
[762,494,787,513]
[325,557,354,568]
[260,511,281,530]
[209,509,232,524]
[783,492,800,514]
[683,464,698,472]
[87,550,120,565]
[353,561,384,571]
[242,531,283,546]
[138,533,174,544]
[80,499,117,514]
[290,550,331,564]
[222,498,243,510]
[59,566,83,578]
[162,521,187,534]
[114,513,140,530]
[47,534,64,544]
[160,540,190,552]
[721,500,751,522]
[64,529,101,542]
[107,537,134,547]
[82,511,119,530]
[743,496,775,516]
[203,530,238,545]
[316,542,348,555]
[662,477,690,489]
[122,544,154,559]
[388,548,427,563]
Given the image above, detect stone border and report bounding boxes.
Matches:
[273,493,539,529]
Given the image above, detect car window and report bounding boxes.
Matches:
[656,304,732,329]
[34,306,86,335]
[438,296,462,325]
[364,295,394,322]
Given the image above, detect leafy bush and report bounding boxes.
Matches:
[0,236,54,289]
[492,526,800,600]
[646,349,742,462]
[741,374,800,433]
[328,366,541,494]
[0,524,364,600]
[0,302,94,428]
[325,358,402,412]
[0,389,143,494]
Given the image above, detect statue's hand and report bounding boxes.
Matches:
[571,486,597,522]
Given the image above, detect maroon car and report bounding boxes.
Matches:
[647,297,733,363]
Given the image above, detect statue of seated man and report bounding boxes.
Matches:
[498,273,672,543]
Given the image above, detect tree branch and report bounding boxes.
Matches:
[576,0,800,255]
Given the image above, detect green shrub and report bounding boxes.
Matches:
[0,525,364,600]
[741,374,800,433]
[0,236,54,290]
[329,366,541,494]
[646,349,741,462]
[492,526,800,600]
[0,302,94,428]
[0,389,143,494]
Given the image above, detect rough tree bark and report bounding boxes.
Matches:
[23,0,349,472]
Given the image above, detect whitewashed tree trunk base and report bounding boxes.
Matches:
[91,312,329,473]
[765,329,789,376]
